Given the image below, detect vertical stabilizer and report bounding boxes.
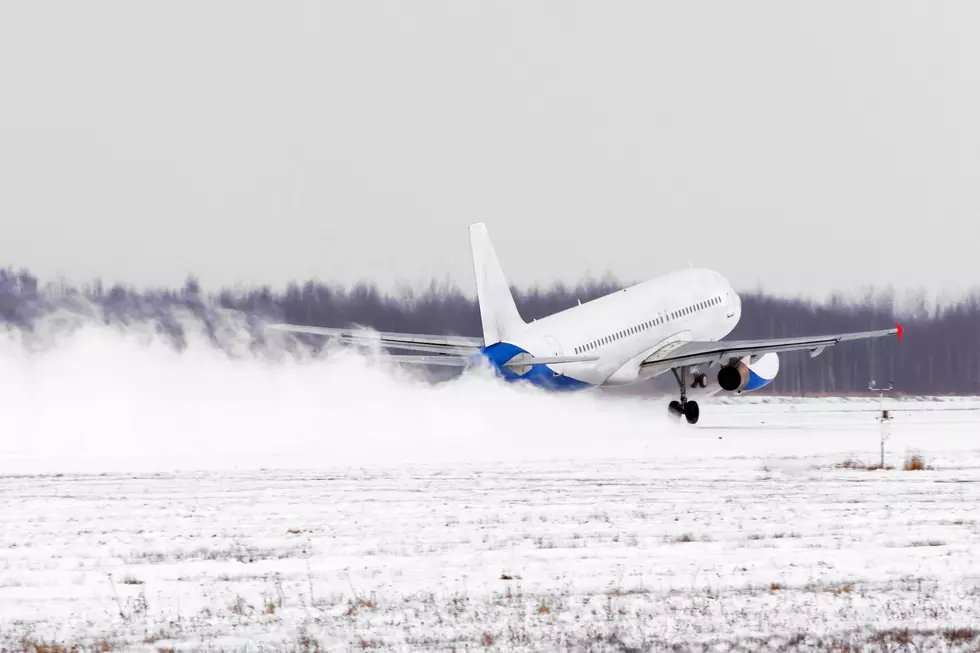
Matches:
[469,223,525,345]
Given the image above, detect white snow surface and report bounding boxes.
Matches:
[1,321,979,651]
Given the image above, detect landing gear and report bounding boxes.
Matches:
[669,367,700,425]
[683,400,700,424]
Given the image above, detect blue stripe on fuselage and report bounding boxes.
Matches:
[475,342,592,391]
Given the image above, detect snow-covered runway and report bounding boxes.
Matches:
[1,326,979,650]
[3,398,980,651]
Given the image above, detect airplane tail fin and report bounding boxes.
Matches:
[469,223,525,346]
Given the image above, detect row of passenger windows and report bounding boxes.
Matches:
[573,295,723,355]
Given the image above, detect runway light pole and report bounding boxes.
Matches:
[869,379,894,469]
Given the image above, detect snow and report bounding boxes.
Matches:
[1,322,979,651]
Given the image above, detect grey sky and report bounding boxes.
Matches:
[1,2,978,303]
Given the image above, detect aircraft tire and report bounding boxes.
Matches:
[684,400,700,425]
[668,400,683,419]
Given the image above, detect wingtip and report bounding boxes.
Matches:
[896,323,904,341]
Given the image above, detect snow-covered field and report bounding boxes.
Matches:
[1,323,979,651]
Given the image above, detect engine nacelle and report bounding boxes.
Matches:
[716,352,780,393]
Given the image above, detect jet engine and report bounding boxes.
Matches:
[716,352,780,393]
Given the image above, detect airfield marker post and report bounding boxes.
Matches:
[869,380,894,468]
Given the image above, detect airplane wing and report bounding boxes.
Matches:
[641,324,902,374]
[265,323,484,356]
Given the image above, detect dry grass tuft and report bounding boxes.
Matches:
[20,639,75,653]
[345,599,377,617]
[943,628,979,643]
[142,632,171,645]
[824,583,853,595]
[22,643,75,653]
[769,583,784,592]
[537,600,551,615]
[266,601,277,615]
[17,639,113,653]
[297,634,321,653]
[481,632,495,647]
[673,533,695,543]
[904,455,927,471]
[120,576,143,586]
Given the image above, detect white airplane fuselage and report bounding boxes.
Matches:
[480,268,745,390]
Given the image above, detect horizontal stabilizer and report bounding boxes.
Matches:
[265,323,483,356]
[377,354,471,367]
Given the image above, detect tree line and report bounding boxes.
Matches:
[1,267,977,395]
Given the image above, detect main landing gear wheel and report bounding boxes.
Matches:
[667,399,699,424]
[669,367,701,425]
[683,400,700,425]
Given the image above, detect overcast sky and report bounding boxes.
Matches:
[1,2,978,302]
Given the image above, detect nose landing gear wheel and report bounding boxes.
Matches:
[668,400,683,419]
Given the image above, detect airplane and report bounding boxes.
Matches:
[267,223,902,424]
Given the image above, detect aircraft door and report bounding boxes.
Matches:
[545,336,563,356]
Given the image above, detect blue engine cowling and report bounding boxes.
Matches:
[716,352,779,393]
